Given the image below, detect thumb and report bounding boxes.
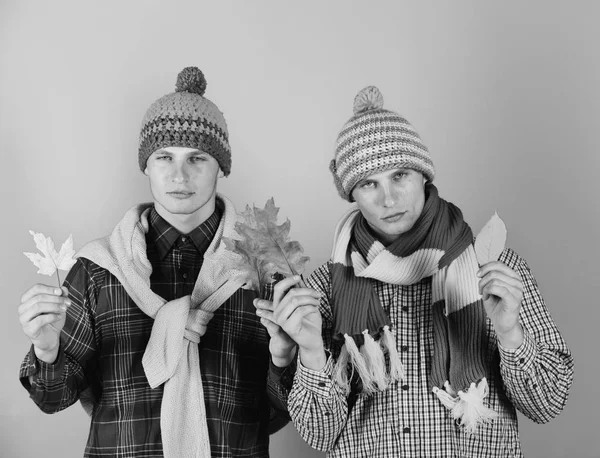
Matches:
[60,286,70,298]
[260,317,282,337]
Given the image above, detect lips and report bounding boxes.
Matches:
[167,191,195,199]
[382,212,405,221]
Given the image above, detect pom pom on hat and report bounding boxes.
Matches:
[353,86,384,115]
[175,66,207,96]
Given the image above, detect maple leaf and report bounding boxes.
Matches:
[24,231,77,285]
[223,198,310,292]
[474,212,507,265]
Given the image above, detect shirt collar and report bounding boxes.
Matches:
[147,204,223,259]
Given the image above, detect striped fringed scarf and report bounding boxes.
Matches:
[330,183,497,433]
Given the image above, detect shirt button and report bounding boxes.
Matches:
[181,236,187,243]
[401,306,409,312]
[401,384,409,391]
[182,272,188,279]
[318,382,326,387]
[400,345,408,352]
[403,427,411,434]
[519,358,525,364]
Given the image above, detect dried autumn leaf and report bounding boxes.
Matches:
[24,231,77,283]
[223,198,310,292]
[474,212,507,265]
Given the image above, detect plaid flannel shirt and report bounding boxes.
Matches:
[289,248,574,458]
[20,206,291,457]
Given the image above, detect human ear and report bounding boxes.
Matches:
[144,166,149,176]
[217,168,225,178]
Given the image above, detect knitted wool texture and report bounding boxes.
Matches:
[330,86,435,201]
[138,67,232,175]
[329,184,496,432]
[75,194,246,458]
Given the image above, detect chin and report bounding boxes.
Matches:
[159,200,202,215]
[379,222,414,240]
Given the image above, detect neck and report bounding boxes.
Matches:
[154,197,217,234]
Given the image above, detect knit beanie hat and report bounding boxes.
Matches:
[138,67,231,175]
[330,86,435,201]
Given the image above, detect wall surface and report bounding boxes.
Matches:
[1,1,598,457]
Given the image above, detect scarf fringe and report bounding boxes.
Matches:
[433,377,497,434]
[343,333,376,394]
[333,344,351,396]
[432,381,458,409]
[381,325,405,381]
[333,328,405,396]
[360,330,388,392]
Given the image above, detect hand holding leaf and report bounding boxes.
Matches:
[474,213,524,346]
[24,231,77,286]
[21,231,76,363]
[225,198,311,367]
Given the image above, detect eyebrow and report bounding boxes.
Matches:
[154,149,207,155]
[356,168,411,186]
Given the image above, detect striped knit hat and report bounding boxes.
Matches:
[138,67,231,175]
[330,86,435,201]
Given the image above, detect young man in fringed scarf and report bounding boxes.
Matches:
[17,67,293,458]
[255,86,574,457]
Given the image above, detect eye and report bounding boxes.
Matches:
[394,171,408,180]
[156,155,172,161]
[190,155,208,163]
[359,181,375,189]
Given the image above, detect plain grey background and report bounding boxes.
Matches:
[1,1,597,457]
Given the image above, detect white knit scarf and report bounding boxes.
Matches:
[76,193,247,458]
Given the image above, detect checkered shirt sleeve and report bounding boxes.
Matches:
[496,250,574,424]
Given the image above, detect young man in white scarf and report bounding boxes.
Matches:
[18,67,292,458]
[255,86,574,457]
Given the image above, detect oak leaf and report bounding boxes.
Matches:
[223,198,310,292]
[474,212,507,265]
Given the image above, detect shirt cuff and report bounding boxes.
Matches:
[24,345,66,381]
[269,357,296,389]
[498,328,536,373]
[295,353,335,397]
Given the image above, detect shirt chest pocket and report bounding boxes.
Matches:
[95,282,154,353]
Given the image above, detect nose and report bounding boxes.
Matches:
[380,183,397,208]
[171,162,189,183]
